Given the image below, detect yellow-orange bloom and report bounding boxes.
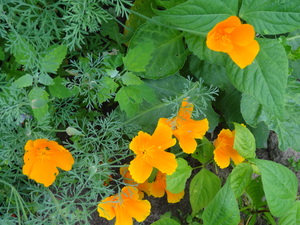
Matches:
[148,171,184,203]
[213,129,245,169]
[159,99,209,154]
[129,121,177,183]
[97,186,151,225]
[206,16,260,69]
[22,139,74,187]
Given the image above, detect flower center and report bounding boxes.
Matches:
[37,146,52,160]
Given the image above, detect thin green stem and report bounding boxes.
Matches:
[287,34,300,41]
[47,188,69,225]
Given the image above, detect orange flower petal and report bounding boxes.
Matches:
[149,172,166,197]
[214,147,231,169]
[129,155,153,183]
[228,39,260,68]
[177,136,197,154]
[125,198,151,222]
[152,122,176,150]
[24,159,59,187]
[51,144,74,171]
[231,24,255,46]
[147,150,177,175]
[166,189,185,203]
[129,131,151,155]
[97,196,116,220]
[115,208,133,225]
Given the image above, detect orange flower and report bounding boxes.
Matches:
[120,166,151,197]
[206,16,260,69]
[148,171,184,203]
[22,139,74,187]
[213,129,245,169]
[97,186,151,225]
[159,99,209,154]
[129,121,177,183]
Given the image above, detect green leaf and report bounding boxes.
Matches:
[97,76,119,104]
[156,0,239,34]
[226,38,288,121]
[13,74,33,88]
[203,181,240,225]
[233,123,256,159]
[279,201,300,225]
[0,47,4,61]
[121,72,143,86]
[123,41,154,72]
[192,137,214,164]
[151,218,180,225]
[230,163,253,198]
[190,169,221,216]
[251,159,298,217]
[38,73,54,85]
[40,45,67,73]
[128,21,187,79]
[184,33,228,66]
[239,0,300,35]
[28,87,49,123]
[245,176,266,209]
[166,158,192,194]
[48,77,76,98]
[115,83,156,117]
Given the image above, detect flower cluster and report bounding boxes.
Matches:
[98,98,209,224]
[206,16,260,69]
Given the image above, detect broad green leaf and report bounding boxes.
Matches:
[203,181,240,225]
[128,21,187,79]
[233,123,256,159]
[279,201,300,225]
[123,41,154,72]
[192,137,214,164]
[190,169,221,216]
[40,45,67,73]
[241,77,300,151]
[115,83,156,117]
[249,122,269,149]
[226,38,288,121]
[48,77,76,98]
[156,0,239,34]
[239,0,300,35]
[251,159,298,217]
[13,74,33,88]
[151,218,180,225]
[166,158,192,194]
[155,0,187,9]
[97,76,119,104]
[245,176,266,209]
[121,72,143,86]
[28,87,49,123]
[184,33,228,66]
[230,163,253,198]
[38,72,54,85]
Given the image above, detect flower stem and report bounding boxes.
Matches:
[47,188,69,225]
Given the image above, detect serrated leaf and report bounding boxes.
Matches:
[190,169,221,216]
[230,163,253,197]
[40,45,67,73]
[239,0,300,35]
[192,137,214,164]
[38,73,54,85]
[48,77,76,98]
[13,74,33,88]
[151,218,180,225]
[166,158,192,194]
[123,41,154,72]
[233,123,256,159]
[226,38,288,121]
[279,201,300,225]
[121,72,143,86]
[202,181,240,225]
[28,87,49,123]
[98,76,119,104]
[251,159,298,217]
[156,0,239,34]
[128,21,186,79]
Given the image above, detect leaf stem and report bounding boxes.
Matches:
[47,188,69,225]
[287,35,300,41]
